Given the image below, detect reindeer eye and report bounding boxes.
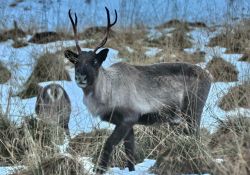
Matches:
[93,59,98,66]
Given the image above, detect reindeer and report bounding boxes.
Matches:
[64,7,212,174]
[35,83,71,137]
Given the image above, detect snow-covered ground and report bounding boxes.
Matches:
[0,1,250,175]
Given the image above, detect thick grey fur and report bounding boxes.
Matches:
[64,48,212,174]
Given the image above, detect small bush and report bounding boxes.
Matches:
[219,82,250,111]
[206,57,238,82]
[0,61,11,84]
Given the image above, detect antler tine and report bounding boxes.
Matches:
[68,9,81,54]
[93,7,117,53]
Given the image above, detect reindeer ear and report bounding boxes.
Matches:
[96,48,109,65]
[64,50,78,64]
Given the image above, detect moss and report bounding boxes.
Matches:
[0,62,11,84]
[219,82,250,111]
[16,52,70,99]
[206,57,238,82]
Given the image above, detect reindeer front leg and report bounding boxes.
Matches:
[124,128,135,171]
[96,123,134,174]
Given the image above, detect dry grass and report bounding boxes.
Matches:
[12,38,28,48]
[208,20,250,53]
[68,124,191,170]
[156,19,207,30]
[98,26,194,64]
[209,116,250,175]
[206,57,238,82]
[0,116,65,166]
[238,49,250,62]
[151,49,205,64]
[16,51,70,99]
[11,154,88,175]
[0,116,26,166]
[219,81,250,111]
[0,61,11,84]
[68,129,142,169]
[0,21,26,42]
[28,31,71,44]
[152,135,214,175]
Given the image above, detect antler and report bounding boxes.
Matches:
[93,7,117,53]
[68,9,81,54]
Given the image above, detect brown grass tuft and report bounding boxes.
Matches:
[12,38,28,48]
[0,61,11,84]
[16,51,70,99]
[206,57,238,82]
[11,154,88,175]
[156,19,206,30]
[152,135,214,175]
[219,82,250,111]
[0,21,26,42]
[209,116,250,175]
[208,20,250,53]
[28,31,69,44]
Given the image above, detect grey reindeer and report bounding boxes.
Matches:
[64,7,212,174]
[35,83,71,137]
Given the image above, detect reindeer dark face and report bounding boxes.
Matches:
[64,49,108,88]
[65,7,116,89]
